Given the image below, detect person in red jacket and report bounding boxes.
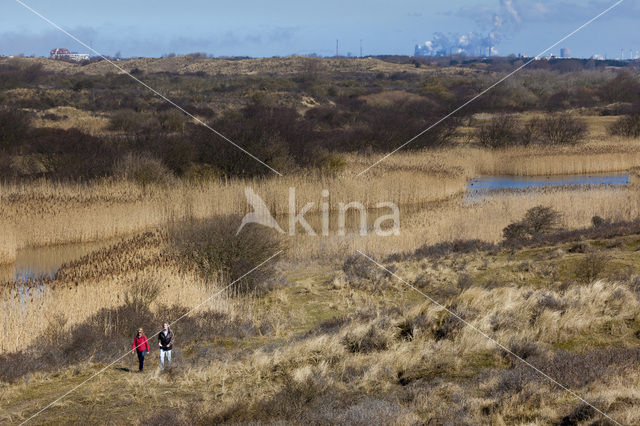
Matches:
[131,328,150,372]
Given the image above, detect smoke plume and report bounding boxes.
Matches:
[415,0,522,57]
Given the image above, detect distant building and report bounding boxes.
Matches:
[560,48,571,58]
[50,48,89,62]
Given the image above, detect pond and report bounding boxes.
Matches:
[466,173,630,202]
[0,237,124,283]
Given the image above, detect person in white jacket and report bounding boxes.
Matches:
[158,322,174,370]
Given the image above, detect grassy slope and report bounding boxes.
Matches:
[2,232,640,424]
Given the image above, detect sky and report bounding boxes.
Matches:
[0,0,638,59]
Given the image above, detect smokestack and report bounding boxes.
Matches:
[336,39,339,57]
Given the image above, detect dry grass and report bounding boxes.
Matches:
[32,106,110,135]
[189,265,640,424]
[2,231,640,424]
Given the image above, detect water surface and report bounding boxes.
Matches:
[468,173,629,191]
[0,237,123,283]
[465,173,630,203]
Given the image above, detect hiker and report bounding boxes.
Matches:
[158,322,174,370]
[131,328,150,372]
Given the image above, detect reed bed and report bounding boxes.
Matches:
[289,186,640,260]
[348,139,640,178]
[0,265,231,353]
[0,168,466,257]
[0,223,16,264]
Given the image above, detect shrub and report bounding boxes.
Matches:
[537,113,588,145]
[183,163,221,183]
[502,222,530,241]
[0,108,31,151]
[169,215,284,296]
[432,310,465,341]
[545,90,571,111]
[314,151,346,175]
[502,338,539,362]
[601,71,640,103]
[475,114,520,148]
[574,251,610,283]
[456,273,474,291]
[108,109,151,132]
[592,215,610,228]
[362,99,459,150]
[342,254,386,287]
[503,206,562,242]
[522,206,562,234]
[0,154,16,179]
[559,403,596,426]
[28,128,118,180]
[520,117,541,146]
[156,135,198,176]
[387,239,497,262]
[0,63,44,89]
[124,278,162,312]
[72,78,95,91]
[195,103,299,177]
[608,114,640,138]
[113,153,174,188]
[158,110,187,132]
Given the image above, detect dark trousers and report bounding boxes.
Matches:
[136,350,147,371]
